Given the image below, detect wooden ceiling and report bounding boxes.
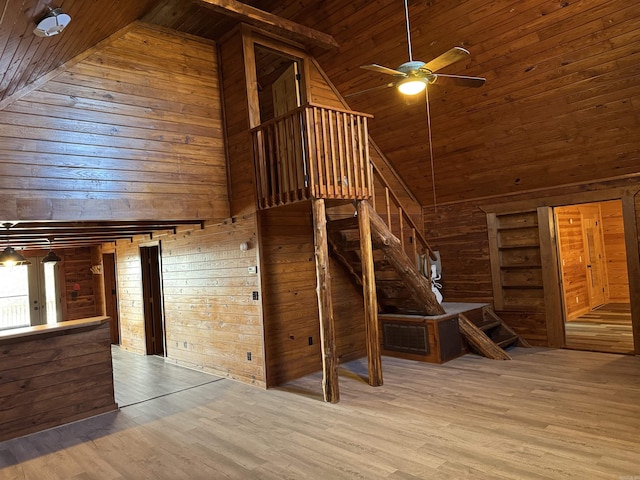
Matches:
[266,0,640,207]
[1,0,638,247]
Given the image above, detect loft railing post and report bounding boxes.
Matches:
[251,103,374,208]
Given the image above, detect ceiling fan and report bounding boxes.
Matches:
[347,0,486,98]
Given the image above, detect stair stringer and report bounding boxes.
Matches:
[328,200,445,316]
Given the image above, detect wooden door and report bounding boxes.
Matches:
[272,62,305,196]
[582,206,608,309]
[272,63,301,116]
[103,253,120,344]
[141,245,165,356]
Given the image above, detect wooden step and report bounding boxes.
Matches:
[327,217,359,232]
[458,314,511,360]
[495,334,520,349]
[478,319,501,331]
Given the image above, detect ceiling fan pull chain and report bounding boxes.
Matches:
[404,0,413,62]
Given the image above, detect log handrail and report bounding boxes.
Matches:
[370,164,436,261]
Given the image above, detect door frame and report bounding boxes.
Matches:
[140,242,165,356]
[484,187,640,355]
[102,252,120,345]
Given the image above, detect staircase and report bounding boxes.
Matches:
[327,200,530,361]
[458,306,531,360]
[327,201,444,316]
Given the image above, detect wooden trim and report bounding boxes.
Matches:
[486,213,504,311]
[357,200,383,387]
[621,193,640,355]
[481,186,638,215]
[196,0,339,49]
[312,199,339,402]
[0,316,111,342]
[537,207,565,348]
[241,28,261,129]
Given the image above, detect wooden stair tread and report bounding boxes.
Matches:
[327,217,359,231]
[495,334,520,348]
[478,319,502,331]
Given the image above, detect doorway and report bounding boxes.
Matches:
[554,200,633,354]
[140,245,165,356]
[103,252,120,344]
[0,258,61,330]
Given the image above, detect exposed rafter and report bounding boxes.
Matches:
[0,220,205,250]
[194,0,339,49]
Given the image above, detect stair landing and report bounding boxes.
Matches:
[380,302,489,364]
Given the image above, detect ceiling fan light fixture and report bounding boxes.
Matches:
[33,7,71,37]
[397,77,427,95]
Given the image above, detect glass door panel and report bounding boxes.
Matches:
[0,265,30,329]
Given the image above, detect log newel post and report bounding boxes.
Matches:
[357,201,383,387]
[312,198,339,403]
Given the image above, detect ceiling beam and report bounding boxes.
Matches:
[194,0,339,49]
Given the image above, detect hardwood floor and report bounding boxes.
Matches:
[112,347,223,407]
[1,348,640,479]
[565,303,634,355]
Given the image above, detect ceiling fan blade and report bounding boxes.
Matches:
[431,73,486,88]
[360,64,405,76]
[345,82,395,98]
[422,46,470,73]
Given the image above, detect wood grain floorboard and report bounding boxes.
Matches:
[0,348,639,479]
[565,303,634,354]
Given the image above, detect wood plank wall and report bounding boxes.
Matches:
[261,202,366,386]
[219,29,256,218]
[425,178,640,346]
[161,218,263,384]
[114,218,264,385]
[0,320,116,442]
[0,22,228,222]
[60,248,99,321]
[556,200,629,319]
[601,200,630,303]
[115,239,147,354]
[261,203,320,386]
[555,206,591,320]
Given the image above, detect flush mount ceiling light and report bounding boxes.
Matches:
[33,7,71,37]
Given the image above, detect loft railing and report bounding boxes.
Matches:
[251,103,374,209]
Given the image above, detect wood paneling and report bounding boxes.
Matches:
[0,23,228,222]
[0,1,161,105]
[0,318,116,442]
[60,247,99,321]
[601,200,630,302]
[427,179,640,348]
[268,0,640,206]
[556,206,590,319]
[219,28,256,217]
[115,217,265,385]
[261,203,320,386]
[115,240,146,354]
[261,202,366,387]
[161,217,263,385]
